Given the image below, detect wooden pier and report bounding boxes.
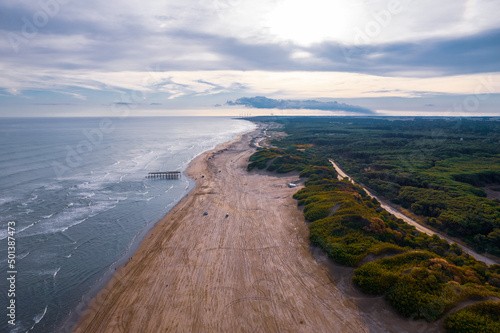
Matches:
[147,171,181,179]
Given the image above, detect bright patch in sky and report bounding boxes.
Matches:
[266,0,360,45]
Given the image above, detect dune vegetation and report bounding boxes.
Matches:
[248,117,500,331]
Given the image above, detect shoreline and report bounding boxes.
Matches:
[63,129,251,332]
[72,125,372,332]
[60,178,196,333]
[70,129,256,332]
[71,124,447,333]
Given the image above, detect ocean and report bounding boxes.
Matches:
[0,116,255,332]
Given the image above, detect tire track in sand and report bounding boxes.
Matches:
[74,130,369,333]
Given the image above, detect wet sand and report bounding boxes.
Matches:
[74,128,444,332]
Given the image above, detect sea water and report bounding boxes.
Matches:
[0,116,255,332]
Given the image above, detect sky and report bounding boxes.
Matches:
[1,0,500,117]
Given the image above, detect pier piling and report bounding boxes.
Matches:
[147,171,181,180]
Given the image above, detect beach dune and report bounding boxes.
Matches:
[73,129,368,332]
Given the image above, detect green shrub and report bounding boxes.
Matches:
[247,120,500,327]
[322,241,360,266]
[304,203,332,222]
[353,252,436,295]
[445,301,500,332]
[353,262,400,294]
[369,243,407,256]
[385,271,460,321]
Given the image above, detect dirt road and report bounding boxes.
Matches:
[329,159,498,266]
[74,131,369,332]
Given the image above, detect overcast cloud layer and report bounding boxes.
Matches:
[227,96,374,114]
[1,0,500,116]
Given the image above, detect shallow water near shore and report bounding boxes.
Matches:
[0,116,255,332]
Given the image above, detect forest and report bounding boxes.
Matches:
[252,117,500,256]
[248,116,500,332]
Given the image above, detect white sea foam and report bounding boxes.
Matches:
[43,213,56,219]
[67,179,106,192]
[21,200,116,237]
[18,251,31,260]
[81,192,96,199]
[21,194,38,206]
[0,196,17,206]
[18,210,57,236]
[9,323,24,333]
[143,154,159,169]
[28,305,48,332]
[59,216,92,233]
[11,213,51,234]
[35,269,60,276]
[113,195,129,204]
[34,306,48,323]
[42,184,64,191]
[19,221,37,233]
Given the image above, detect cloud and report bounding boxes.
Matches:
[1,0,500,117]
[226,96,373,114]
[310,28,500,76]
[1,0,499,76]
[2,25,499,85]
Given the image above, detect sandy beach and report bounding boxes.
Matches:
[72,128,370,332]
[73,127,446,333]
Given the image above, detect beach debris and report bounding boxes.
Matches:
[288,183,297,188]
[225,213,229,218]
[203,211,208,216]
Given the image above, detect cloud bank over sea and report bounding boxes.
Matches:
[227,96,373,114]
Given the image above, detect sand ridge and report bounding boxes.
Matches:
[73,129,369,332]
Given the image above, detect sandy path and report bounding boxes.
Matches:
[74,130,368,333]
